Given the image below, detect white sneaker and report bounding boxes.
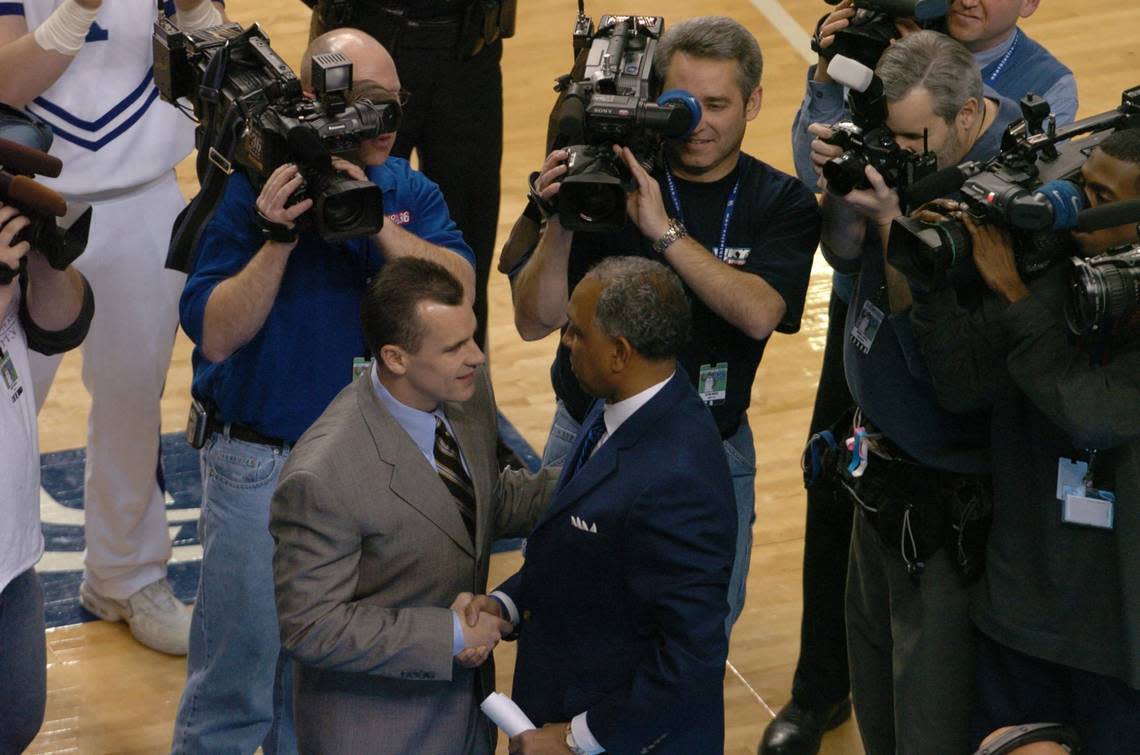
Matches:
[79,578,192,656]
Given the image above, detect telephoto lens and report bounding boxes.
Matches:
[1067,244,1140,334]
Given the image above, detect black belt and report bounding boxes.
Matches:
[207,417,290,451]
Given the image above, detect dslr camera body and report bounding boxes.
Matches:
[888,87,1140,292]
[551,12,701,232]
[153,20,402,268]
[821,54,937,198]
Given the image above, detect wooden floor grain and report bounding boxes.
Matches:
[28,0,1137,751]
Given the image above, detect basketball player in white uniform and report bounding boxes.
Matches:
[0,0,225,655]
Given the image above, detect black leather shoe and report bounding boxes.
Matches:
[758,697,852,755]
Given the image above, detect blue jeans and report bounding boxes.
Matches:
[541,402,756,637]
[172,434,297,755]
[0,568,46,753]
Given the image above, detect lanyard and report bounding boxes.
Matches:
[663,159,742,262]
[984,28,1020,87]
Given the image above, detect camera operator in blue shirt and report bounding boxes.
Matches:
[172,28,474,755]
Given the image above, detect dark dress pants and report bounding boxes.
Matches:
[390,40,503,350]
[790,289,854,712]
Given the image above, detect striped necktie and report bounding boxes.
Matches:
[434,416,476,541]
[565,412,607,481]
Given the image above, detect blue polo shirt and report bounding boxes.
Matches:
[180,158,474,443]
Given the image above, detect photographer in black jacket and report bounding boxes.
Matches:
[909,128,1140,754]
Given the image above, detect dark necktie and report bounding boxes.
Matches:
[565,412,607,481]
[434,417,476,541]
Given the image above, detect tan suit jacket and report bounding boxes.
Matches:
[271,367,557,754]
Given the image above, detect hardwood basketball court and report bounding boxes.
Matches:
[27,0,1138,752]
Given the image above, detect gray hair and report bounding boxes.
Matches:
[876,31,983,123]
[654,16,763,103]
[585,257,690,361]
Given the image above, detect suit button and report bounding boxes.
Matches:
[522,610,532,621]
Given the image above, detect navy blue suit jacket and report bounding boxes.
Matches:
[500,369,736,754]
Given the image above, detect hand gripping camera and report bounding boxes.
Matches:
[821,54,937,198]
[0,107,91,284]
[816,0,948,71]
[887,87,1140,291]
[153,20,403,271]
[549,8,701,232]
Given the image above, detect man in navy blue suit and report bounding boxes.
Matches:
[467,256,737,754]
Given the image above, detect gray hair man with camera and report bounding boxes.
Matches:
[509,15,820,642]
[171,28,475,755]
[767,3,1078,751]
[908,127,1140,755]
[797,30,1022,755]
[0,198,92,751]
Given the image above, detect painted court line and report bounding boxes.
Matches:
[749,0,815,64]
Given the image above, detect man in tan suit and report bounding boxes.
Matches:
[271,257,557,754]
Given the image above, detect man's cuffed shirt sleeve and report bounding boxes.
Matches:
[490,590,519,627]
[571,714,605,755]
[452,611,465,656]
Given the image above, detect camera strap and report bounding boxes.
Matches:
[165,104,246,273]
[663,158,741,262]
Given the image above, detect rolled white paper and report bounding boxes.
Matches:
[480,692,536,737]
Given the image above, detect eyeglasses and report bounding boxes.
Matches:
[352,83,411,107]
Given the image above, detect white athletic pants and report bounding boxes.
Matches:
[31,172,186,599]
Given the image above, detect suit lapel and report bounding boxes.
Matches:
[354,376,475,557]
[537,370,688,530]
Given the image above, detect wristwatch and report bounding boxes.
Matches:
[564,723,588,755]
[652,218,687,255]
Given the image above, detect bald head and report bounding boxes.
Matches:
[300,28,399,94]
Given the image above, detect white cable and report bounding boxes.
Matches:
[175,0,223,32]
[33,0,100,57]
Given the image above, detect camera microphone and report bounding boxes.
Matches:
[1076,198,1140,232]
[900,165,968,209]
[0,171,67,216]
[555,93,587,147]
[0,137,63,178]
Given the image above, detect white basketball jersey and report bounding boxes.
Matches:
[20,0,195,196]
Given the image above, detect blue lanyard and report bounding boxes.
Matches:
[663,159,742,262]
[984,28,1020,86]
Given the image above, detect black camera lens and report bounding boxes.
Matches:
[312,178,385,242]
[559,181,625,227]
[823,150,869,196]
[1068,253,1140,334]
[886,216,972,291]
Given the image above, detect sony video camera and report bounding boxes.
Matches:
[153,20,402,269]
[1067,242,1140,335]
[821,55,937,198]
[888,87,1140,290]
[816,0,948,70]
[550,10,702,232]
[0,106,91,285]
